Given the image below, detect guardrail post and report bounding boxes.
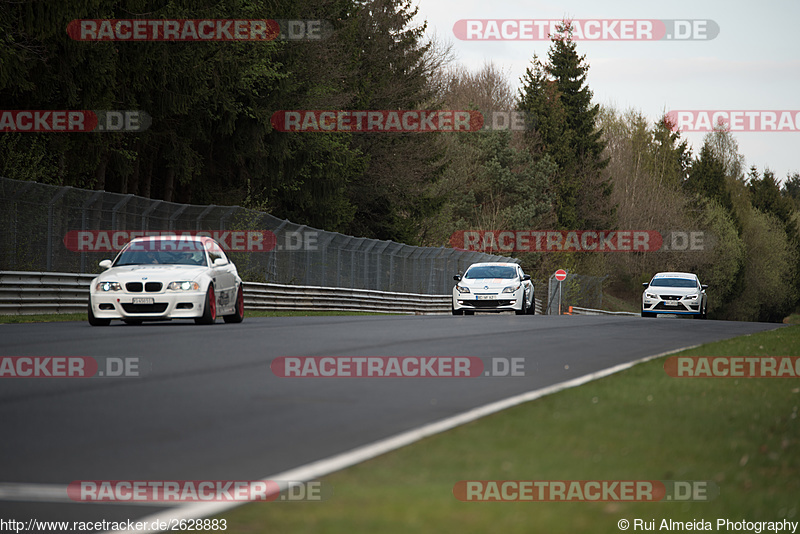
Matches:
[141,199,163,231]
[79,190,103,273]
[110,194,134,232]
[168,204,190,231]
[194,204,217,231]
[46,186,71,272]
[361,240,378,290]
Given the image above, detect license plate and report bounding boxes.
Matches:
[476,295,496,300]
[132,297,154,305]
[664,301,679,306]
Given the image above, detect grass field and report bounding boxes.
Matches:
[219,325,800,533]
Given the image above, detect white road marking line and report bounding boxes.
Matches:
[0,344,701,532]
[107,344,699,533]
[0,483,169,506]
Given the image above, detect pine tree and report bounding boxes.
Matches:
[517,21,611,230]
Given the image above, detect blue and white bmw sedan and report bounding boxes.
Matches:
[88,235,244,326]
[641,272,708,319]
[452,262,534,315]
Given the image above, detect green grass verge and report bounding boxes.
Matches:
[0,310,400,324]
[784,314,800,325]
[601,293,640,313]
[219,325,800,533]
[0,313,87,324]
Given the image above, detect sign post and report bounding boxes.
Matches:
[554,269,567,315]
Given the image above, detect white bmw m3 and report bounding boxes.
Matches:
[88,235,244,326]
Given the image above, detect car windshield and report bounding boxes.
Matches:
[650,278,697,288]
[114,241,208,266]
[465,266,517,279]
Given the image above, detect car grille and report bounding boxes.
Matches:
[466,300,513,308]
[121,303,169,314]
[654,302,688,311]
[125,282,163,292]
[660,295,682,301]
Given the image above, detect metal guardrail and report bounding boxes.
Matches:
[0,271,94,315]
[243,281,450,315]
[568,305,638,317]
[0,271,453,316]
[0,271,548,317]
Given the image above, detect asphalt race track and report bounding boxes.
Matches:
[0,314,782,526]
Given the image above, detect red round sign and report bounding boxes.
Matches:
[554,269,567,281]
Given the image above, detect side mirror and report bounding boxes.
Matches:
[642,282,649,288]
[522,274,531,281]
[213,257,228,267]
[701,284,708,290]
[453,274,462,281]
[99,259,112,270]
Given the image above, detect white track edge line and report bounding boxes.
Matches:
[103,344,699,533]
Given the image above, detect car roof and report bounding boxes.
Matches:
[129,235,214,243]
[467,262,518,268]
[652,272,698,279]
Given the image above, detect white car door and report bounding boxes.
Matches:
[207,247,236,312]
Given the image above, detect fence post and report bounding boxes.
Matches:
[46,186,71,272]
[80,190,103,273]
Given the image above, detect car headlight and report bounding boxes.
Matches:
[502,283,521,293]
[456,284,470,294]
[96,281,122,292]
[684,294,698,300]
[167,281,200,291]
[645,293,658,299]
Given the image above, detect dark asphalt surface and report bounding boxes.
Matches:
[0,314,782,526]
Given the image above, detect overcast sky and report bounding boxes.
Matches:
[414,0,800,182]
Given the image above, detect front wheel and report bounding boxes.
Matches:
[87,299,110,326]
[641,309,655,318]
[223,285,245,323]
[195,286,217,325]
[515,295,528,315]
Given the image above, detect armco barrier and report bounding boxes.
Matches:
[243,281,450,314]
[0,271,452,316]
[0,271,547,316]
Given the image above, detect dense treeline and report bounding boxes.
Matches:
[1,2,798,320]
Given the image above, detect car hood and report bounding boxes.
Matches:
[458,277,520,291]
[95,264,208,283]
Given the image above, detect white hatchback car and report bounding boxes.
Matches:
[88,235,244,326]
[642,272,708,319]
[452,262,534,315]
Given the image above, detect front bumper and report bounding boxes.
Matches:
[642,297,701,315]
[453,289,524,312]
[90,290,208,320]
